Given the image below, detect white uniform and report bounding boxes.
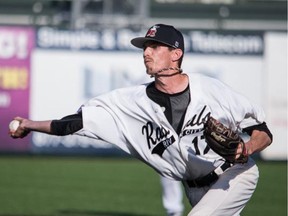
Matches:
[76,73,264,215]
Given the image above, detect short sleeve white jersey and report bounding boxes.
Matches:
[76,73,266,180]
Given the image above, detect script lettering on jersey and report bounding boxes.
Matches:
[182,105,211,136]
[142,121,175,157]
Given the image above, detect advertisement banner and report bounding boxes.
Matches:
[36,27,264,55]
[3,26,283,159]
[0,26,34,152]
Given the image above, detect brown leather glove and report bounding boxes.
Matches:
[203,116,248,164]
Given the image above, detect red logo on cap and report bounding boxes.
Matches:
[146,25,159,37]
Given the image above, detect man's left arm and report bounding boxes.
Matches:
[237,122,273,157]
[245,130,272,155]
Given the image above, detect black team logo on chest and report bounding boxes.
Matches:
[181,105,211,137]
[141,105,211,157]
[142,121,175,157]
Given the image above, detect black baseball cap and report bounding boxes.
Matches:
[131,24,184,52]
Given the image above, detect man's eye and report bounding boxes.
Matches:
[143,43,159,50]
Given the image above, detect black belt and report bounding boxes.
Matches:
[186,161,232,188]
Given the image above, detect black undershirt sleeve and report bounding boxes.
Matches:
[50,112,83,135]
[243,122,273,142]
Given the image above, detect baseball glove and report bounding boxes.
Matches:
[203,116,248,164]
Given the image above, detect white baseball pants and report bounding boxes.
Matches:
[183,158,259,216]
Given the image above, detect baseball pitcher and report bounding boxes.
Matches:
[10,24,272,216]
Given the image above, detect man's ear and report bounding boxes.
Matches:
[172,49,183,62]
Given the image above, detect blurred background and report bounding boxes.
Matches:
[0,0,287,215]
[0,0,286,159]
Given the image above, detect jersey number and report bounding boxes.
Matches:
[192,135,210,155]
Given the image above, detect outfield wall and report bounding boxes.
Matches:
[0,26,286,160]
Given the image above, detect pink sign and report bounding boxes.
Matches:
[0,26,34,152]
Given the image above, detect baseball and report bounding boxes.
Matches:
[9,119,20,131]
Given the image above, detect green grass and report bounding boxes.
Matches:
[0,156,286,216]
[241,161,287,216]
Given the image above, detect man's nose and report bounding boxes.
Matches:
[143,47,151,56]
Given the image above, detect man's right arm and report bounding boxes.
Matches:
[10,113,83,138]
